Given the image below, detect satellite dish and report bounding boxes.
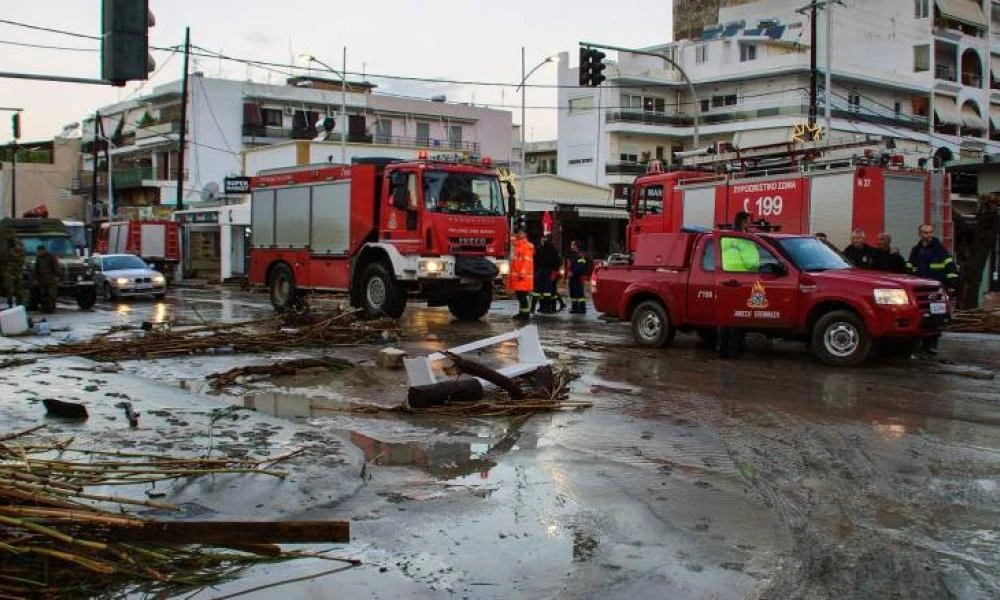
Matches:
[200,181,221,202]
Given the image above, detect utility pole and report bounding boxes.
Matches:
[808,0,819,139]
[341,46,347,164]
[176,27,191,212]
[9,140,15,218]
[825,0,833,134]
[90,112,100,224]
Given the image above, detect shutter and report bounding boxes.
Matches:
[883,175,926,252]
[243,103,262,125]
[808,171,854,249]
[681,186,716,229]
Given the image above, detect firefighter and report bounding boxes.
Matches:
[3,233,25,307]
[907,224,958,354]
[566,240,590,314]
[510,227,534,322]
[718,212,755,358]
[532,234,561,314]
[34,245,60,314]
[871,232,907,274]
[842,228,875,269]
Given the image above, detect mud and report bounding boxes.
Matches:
[3,290,1000,598]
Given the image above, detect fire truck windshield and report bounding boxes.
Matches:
[424,170,505,216]
[773,236,852,272]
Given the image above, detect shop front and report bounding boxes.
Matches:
[174,202,250,282]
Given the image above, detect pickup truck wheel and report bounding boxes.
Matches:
[360,262,406,319]
[76,288,97,310]
[448,285,492,321]
[268,263,298,311]
[812,310,872,367]
[632,300,676,348]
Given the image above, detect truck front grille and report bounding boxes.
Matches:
[914,285,945,312]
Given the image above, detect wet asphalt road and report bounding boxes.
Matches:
[4,289,1000,599]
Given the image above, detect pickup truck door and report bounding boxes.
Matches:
[686,235,717,325]
[714,233,798,329]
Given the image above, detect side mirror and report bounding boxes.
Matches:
[760,262,787,277]
[505,182,516,217]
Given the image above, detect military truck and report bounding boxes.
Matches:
[0,218,97,310]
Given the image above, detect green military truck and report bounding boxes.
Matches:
[0,218,97,310]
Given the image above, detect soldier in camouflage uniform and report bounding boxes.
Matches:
[3,233,25,307]
[34,245,59,313]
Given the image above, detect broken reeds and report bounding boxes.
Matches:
[948,308,1000,334]
[0,428,353,599]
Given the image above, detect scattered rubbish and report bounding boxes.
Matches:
[949,309,1000,334]
[140,320,172,333]
[32,318,51,336]
[0,426,356,598]
[114,400,141,427]
[41,398,89,420]
[207,356,353,389]
[408,378,485,408]
[377,347,408,370]
[0,305,29,336]
[404,325,549,388]
[0,357,37,370]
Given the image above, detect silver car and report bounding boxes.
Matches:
[89,254,167,301]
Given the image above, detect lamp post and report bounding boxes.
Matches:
[515,49,558,212]
[301,50,348,164]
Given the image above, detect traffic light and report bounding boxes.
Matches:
[11,113,20,140]
[102,0,155,87]
[578,47,607,87]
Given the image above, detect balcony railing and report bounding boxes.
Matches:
[112,166,155,188]
[935,64,957,82]
[605,163,648,175]
[606,104,809,128]
[135,121,181,141]
[242,123,481,153]
[830,109,929,130]
[0,148,53,164]
[961,72,982,87]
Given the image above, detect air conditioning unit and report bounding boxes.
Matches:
[283,107,295,116]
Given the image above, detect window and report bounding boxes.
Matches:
[912,95,929,117]
[993,2,1000,30]
[712,95,725,108]
[740,44,757,62]
[720,237,780,273]
[695,44,709,64]
[262,108,282,127]
[914,0,929,19]
[447,125,463,149]
[640,184,663,215]
[654,98,666,113]
[701,239,716,271]
[568,143,593,165]
[416,122,430,147]
[655,146,665,160]
[700,99,710,112]
[848,93,861,111]
[914,45,930,72]
[725,94,738,106]
[374,119,392,143]
[621,93,641,110]
[569,96,595,114]
[894,101,902,116]
[619,144,639,163]
[423,170,504,216]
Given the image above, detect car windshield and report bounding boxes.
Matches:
[774,237,852,272]
[102,255,148,271]
[19,236,77,258]
[423,170,505,216]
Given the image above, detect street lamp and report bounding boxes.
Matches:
[300,49,348,164]
[515,49,559,212]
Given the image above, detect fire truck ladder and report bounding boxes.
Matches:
[682,136,879,171]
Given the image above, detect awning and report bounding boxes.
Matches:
[732,127,792,148]
[576,207,628,220]
[991,104,1000,129]
[933,95,962,126]
[935,0,987,28]
[961,102,985,130]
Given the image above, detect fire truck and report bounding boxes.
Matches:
[247,155,512,319]
[626,138,951,254]
[95,220,181,276]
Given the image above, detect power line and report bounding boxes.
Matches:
[0,17,101,41]
[0,38,98,52]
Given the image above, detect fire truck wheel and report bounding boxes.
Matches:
[631,300,676,348]
[360,262,406,319]
[812,310,872,366]
[448,285,493,321]
[268,263,298,311]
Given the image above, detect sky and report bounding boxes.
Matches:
[0,0,674,145]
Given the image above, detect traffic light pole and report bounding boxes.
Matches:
[579,41,700,147]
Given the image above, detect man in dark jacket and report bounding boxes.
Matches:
[566,240,590,314]
[34,245,60,314]
[842,228,874,269]
[871,232,908,274]
[908,224,958,354]
[532,234,562,313]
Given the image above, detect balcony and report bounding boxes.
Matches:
[830,109,929,131]
[240,124,481,153]
[936,64,957,82]
[606,104,809,130]
[112,166,155,189]
[962,72,983,87]
[605,163,648,175]
[135,121,181,143]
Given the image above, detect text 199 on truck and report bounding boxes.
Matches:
[248,156,512,319]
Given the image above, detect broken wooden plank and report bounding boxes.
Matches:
[103,520,350,545]
[443,351,524,400]
[407,379,484,408]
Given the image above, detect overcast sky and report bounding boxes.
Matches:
[1,0,673,145]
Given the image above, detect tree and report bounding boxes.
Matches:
[957,193,1000,310]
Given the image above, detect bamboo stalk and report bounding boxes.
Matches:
[0,515,107,552]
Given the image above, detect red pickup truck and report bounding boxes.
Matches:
[591,230,950,366]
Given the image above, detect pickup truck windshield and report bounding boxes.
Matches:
[775,237,852,272]
[424,171,505,216]
[19,236,77,258]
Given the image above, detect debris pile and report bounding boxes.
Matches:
[0,426,354,599]
[3,310,395,362]
[948,308,1000,334]
[207,356,354,389]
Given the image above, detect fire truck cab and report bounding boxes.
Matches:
[248,156,512,320]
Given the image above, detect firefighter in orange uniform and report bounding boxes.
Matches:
[509,227,534,322]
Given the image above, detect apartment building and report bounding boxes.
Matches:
[558,0,1000,196]
[81,74,514,218]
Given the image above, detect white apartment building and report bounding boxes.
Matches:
[557,0,1000,196]
[82,74,514,218]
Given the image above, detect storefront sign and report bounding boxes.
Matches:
[224,176,252,195]
[177,211,219,224]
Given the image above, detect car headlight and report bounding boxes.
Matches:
[873,288,910,305]
[497,261,510,276]
[115,277,130,286]
[420,260,443,273]
[152,275,166,284]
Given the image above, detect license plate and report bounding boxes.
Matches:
[930,302,947,315]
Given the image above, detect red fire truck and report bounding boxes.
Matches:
[247,156,512,319]
[626,142,951,254]
[96,220,181,275]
